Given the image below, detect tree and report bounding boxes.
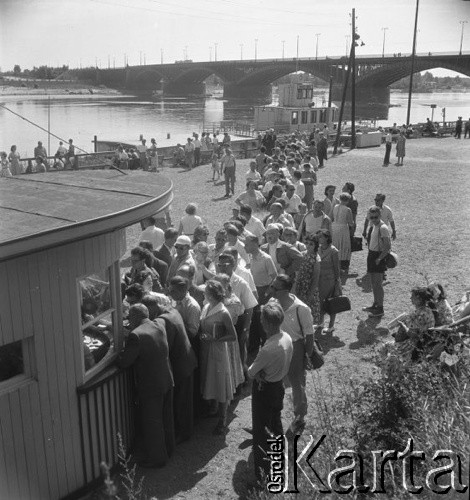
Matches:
[13,64,21,75]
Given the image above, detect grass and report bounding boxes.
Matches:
[116,137,470,499]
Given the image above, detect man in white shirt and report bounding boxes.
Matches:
[282,184,303,216]
[239,205,265,244]
[292,170,305,200]
[223,247,257,297]
[363,206,391,318]
[248,299,293,481]
[362,193,396,240]
[270,274,315,434]
[246,161,262,183]
[140,216,165,251]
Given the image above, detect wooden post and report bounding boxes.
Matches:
[333,44,353,154]
[93,135,98,153]
[351,8,356,150]
[328,75,333,108]
[406,0,420,125]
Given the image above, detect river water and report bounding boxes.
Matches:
[1,90,470,157]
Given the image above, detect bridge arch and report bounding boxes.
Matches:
[235,61,345,86]
[357,60,470,88]
[169,66,235,85]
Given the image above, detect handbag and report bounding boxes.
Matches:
[324,295,351,315]
[296,307,324,370]
[351,236,363,252]
[385,251,398,269]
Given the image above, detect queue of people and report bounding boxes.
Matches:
[111,128,411,483]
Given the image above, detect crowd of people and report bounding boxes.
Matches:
[112,128,431,483]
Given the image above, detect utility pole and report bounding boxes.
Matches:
[113,57,115,69]
[108,54,110,69]
[460,20,468,55]
[240,43,243,60]
[315,33,321,60]
[282,40,285,59]
[161,49,163,64]
[345,35,350,57]
[214,43,218,62]
[144,53,146,65]
[333,43,353,154]
[351,9,357,149]
[209,46,212,61]
[381,27,388,57]
[406,0,420,126]
[255,39,258,61]
[140,51,142,65]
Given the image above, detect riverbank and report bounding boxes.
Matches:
[102,137,469,499]
[0,77,121,96]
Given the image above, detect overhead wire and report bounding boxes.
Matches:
[0,103,128,175]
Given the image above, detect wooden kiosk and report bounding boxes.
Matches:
[0,170,173,499]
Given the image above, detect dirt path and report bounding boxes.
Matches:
[122,137,470,500]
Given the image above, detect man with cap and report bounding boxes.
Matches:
[116,304,174,468]
[167,235,195,283]
[261,224,303,278]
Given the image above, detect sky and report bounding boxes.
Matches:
[1,0,469,76]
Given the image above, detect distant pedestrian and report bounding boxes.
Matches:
[221,148,236,198]
[395,132,406,166]
[149,138,159,172]
[455,117,463,139]
[211,153,220,182]
[66,138,77,169]
[0,152,12,177]
[222,132,231,149]
[317,133,328,168]
[464,118,470,139]
[137,139,149,170]
[34,141,48,163]
[383,129,392,166]
[185,137,195,170]
[193,134,202,166]
[8,145,22,175]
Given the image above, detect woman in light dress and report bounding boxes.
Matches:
[331,193,354,273]
[213,274,245,391]
[395,132,406,166]
[297,199,331,242]
[316,229,342,334]
[8,145,22,175]
[199,280,237,434]
[148,138,159,172]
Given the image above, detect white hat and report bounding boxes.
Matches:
[175,235,191,246]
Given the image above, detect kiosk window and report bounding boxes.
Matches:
[291,112,298,125]
[310,110,318,123]
[0,341,23,383]
[301,111,308,124]
[79,268,120,376]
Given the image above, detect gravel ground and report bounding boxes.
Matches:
[119,137,470,500]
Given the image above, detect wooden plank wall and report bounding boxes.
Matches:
[0,228,127,500]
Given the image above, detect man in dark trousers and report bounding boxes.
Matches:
[455,116,463,139]
[116,304,174,468]
[248,299,293,481]
[142,295,197,443]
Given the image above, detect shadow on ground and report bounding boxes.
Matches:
[318,333,346,354]
[355,273,372,293]
[349,318,389,350]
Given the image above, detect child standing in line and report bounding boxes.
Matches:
[211,153,220,182]
[178,203,203,237]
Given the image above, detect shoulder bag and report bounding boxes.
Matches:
[324,295,351,315]
[296,307,324,370]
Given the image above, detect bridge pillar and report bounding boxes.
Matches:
[331,84,391,120]
[223,83,272,101]
[164,82,206,96]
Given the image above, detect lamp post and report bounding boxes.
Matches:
[255,38,258,61]
[215,43,218,62]
[351,9,356,149]
[139,51,142,65]
[381,27,388,57]
[282,40,285,59]
[315,33,321,60]
[160,49,163,64]
[345,35,350,57]
[209,46,212,61]
[240,43,243,60]
[460,20,468,55]
[296,35,299,72]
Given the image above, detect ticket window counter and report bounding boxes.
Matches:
[78,261,124,382]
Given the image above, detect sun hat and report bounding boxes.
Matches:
[175,235,191,246]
